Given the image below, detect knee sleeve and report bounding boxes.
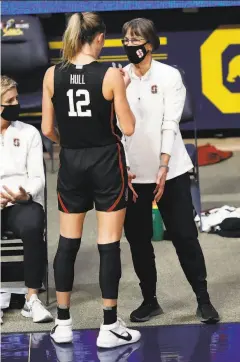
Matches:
[98,241,121,300]
[54,236,81,292]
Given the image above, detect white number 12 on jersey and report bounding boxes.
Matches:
[67,89,92,117]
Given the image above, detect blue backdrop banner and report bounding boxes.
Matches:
[2,1,240,15]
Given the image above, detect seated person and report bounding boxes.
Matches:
[0,75,53,323]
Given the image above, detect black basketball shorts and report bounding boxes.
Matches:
[57,143,128,213]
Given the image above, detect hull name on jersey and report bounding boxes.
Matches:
[70,74,85,85]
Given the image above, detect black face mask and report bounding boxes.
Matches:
[1,104,20,122]
[124,42,149,64]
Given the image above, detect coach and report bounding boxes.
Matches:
[121,17,219,324]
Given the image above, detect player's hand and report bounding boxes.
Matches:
[153,167,168,202]
[2,185,30,203]
[128,170,138,203]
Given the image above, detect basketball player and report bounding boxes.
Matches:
[121,18,220,324]
[42,12,141,347]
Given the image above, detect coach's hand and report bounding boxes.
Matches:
[2,185,30,203]
[127,170,138,203]
[120,68,131,88]
[153,167,168,202]
[0,193,9,209]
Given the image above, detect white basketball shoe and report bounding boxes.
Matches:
[97,318,141,348]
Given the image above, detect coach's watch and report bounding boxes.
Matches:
[159,165,169,172]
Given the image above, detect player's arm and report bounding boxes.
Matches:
[41,66,60,143]
[106,68,135,136]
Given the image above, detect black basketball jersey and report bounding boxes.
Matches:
[52,61,122,148]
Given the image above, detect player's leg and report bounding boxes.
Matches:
[96,209,141,348]
[51,210,88,343]
[97,208,125,320]
[51,148,93,343]
[91,143,141,348]
[55,211,85,309]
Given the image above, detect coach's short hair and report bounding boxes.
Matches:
[122,18,160,51]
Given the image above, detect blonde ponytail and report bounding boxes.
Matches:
[62,13,82,64]
[61,12,106,66]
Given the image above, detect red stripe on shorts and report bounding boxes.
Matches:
[57,192,69,213]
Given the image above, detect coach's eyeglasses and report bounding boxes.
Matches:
[121,37,147,46]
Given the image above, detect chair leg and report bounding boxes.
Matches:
[48,141,54,174]
[41,133,55,173]
[43,159,50,306]
[190,179,203,232]
[45,262,49,306]
[51,155,54,174]
[43,238,50,306]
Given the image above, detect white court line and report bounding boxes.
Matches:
[28,333,32,362]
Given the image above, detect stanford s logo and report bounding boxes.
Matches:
[136,49,144,58]
[151,85,158,94]
[13,138,20,147]
[200,26,240,113]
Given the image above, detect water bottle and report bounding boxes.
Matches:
[152,201,164,241]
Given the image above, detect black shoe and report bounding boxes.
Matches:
[196,302,220,324]
[130,299,163,322]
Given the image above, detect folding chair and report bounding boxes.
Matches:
[173,65,202,230]
[1,159,49,306]
[1,15,54,172]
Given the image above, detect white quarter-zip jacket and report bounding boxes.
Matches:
[122,60,193,183]
[0,121,45,207]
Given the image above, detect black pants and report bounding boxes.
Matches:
[124,172,208,302]
[1,203,45,289]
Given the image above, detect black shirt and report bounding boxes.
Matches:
[52,61,122,148]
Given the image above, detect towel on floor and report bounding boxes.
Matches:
[198,144,233,166]
[195,206,240,237]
